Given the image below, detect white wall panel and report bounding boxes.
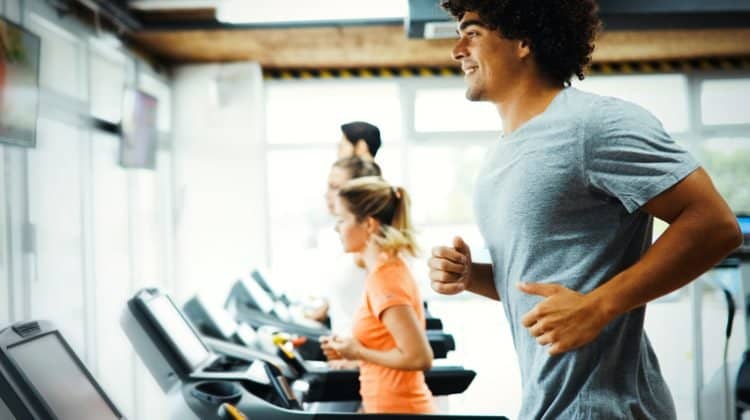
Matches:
[0,148,9,326]
[26,118,86,354]
[172,63,267,306]
[90,132,136,417]
[25,14,84,100]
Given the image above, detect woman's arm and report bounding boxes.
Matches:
[328,305,433,371]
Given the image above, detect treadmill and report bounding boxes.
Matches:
[225,273,456,359]
[122,288,508,419]
[184,294,477,403]
[0,320,125,420]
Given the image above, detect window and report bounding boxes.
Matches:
[266,81,401,144]
[265,148,336,291]
[701,78,750,125]
[414,87,501,133]
[264,80,404,291]
[408,144,487,225]
[575,74,690,132]
[692,137,750,212]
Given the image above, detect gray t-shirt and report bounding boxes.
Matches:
[473,87,699,419]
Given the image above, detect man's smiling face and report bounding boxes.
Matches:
[452,11,526,103]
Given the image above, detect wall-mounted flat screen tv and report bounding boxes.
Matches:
[0,17,40,148]
[119,88,158,169]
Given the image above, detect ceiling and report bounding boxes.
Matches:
[71,0,750,69]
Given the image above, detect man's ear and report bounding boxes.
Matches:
[354,139,372,160]
[518,39,531,60]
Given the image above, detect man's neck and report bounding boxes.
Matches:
[496,77,564,136]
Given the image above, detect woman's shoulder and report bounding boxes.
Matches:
[369,257,411,280]
[366,258,419,297]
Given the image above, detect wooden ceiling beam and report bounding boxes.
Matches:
[133,8,216,23]
[129,25,750,68]
[595,29,750,62]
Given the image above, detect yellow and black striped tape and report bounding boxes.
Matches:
[263,57,750,80]
[264,66,461,80]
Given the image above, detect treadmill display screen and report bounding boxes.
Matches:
[145,295,212,371]
[242,277,276,314]
[739,216,750,237]
[204,302,239,339]
[8,333,120,420]
[251,269,277,297]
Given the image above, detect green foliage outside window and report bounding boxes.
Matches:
[694,140,750,213]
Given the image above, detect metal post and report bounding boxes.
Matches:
[692,279,704,420]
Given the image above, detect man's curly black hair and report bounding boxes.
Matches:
[441,0,601,86]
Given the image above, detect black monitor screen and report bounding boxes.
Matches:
[144,295,212,371]
[8,333,120,420]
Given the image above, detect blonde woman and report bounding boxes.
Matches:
[321,176,434,414]
[305,156,382,328]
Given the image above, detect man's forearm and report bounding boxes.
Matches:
[468,262,500,301]
[588,207,741,320]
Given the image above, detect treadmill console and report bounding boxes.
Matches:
[226,277,277,315]
[123,289,260,386]
[0,320,124,420]
[184,296,239,340]
[184,295,258,348]
[250,269,277,299]
[138,290,214,373]
[122,288,218,391]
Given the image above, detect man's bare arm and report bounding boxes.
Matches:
[429,237,500,301]
[520,168,742,355]
[590,167,742,318]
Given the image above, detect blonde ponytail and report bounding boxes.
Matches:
[338,178,419,257]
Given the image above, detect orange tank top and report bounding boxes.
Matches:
[351,258,435,414]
